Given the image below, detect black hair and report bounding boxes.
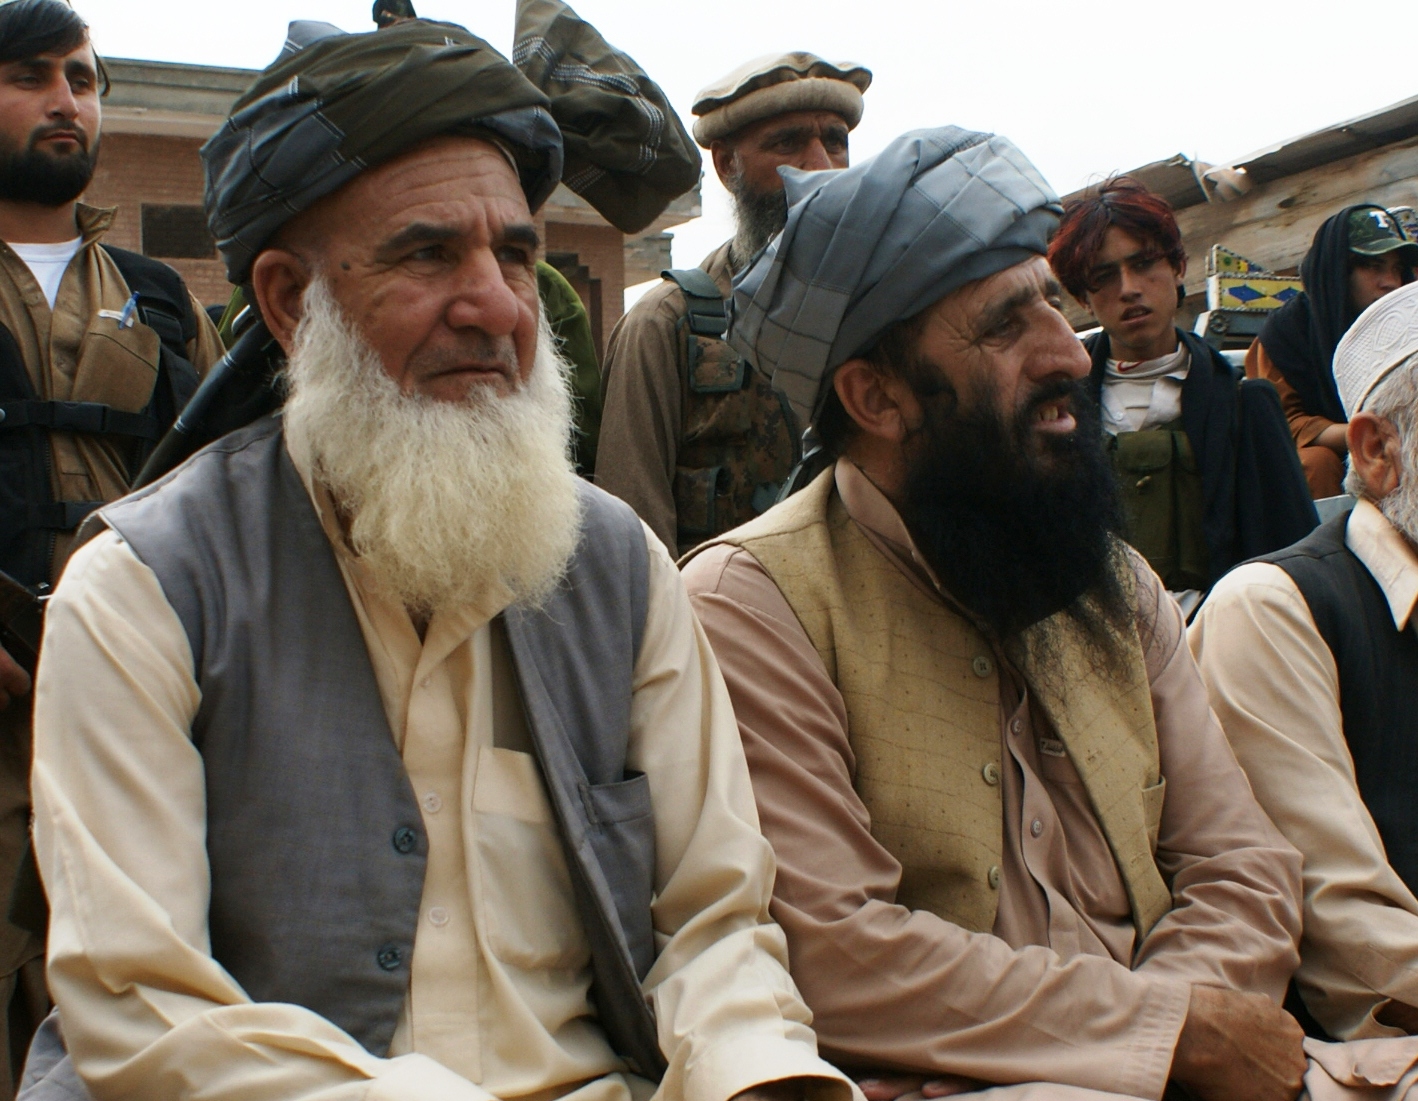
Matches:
[0,0,108,94]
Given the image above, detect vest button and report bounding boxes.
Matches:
[987,865,1001,890]
[972,655,993,678]
[393,826,419,854]
[981,762,1000,786]
[376,945,403,970]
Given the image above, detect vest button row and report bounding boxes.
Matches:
[972,655,993,678]
[376,945,403,971]
[392,826,420,854]
[981,762,1001,786]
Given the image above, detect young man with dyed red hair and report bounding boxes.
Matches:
[1049,177,1314,610]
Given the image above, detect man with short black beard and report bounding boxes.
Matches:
[19,15,858,1101]
[0,1,221,1087]
[1191,279,1418,1044]
[596,53,869,556]
[681,127,1330,1101]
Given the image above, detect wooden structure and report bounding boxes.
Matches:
[1060,93,1418,330]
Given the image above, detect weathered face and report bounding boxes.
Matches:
[1081,226,1183,360]
[0,42,101,204]
[913,255,1091,461]
[1349,251,1411,314]
[712,108,850,194]
[294,135,541,403]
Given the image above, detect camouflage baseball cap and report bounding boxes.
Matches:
[1347,206,1418,263]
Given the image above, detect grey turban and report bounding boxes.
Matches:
[728,126,1062,428]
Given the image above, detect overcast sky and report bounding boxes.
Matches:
[78,0,1414,300]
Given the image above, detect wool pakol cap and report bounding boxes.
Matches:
[1333,280,1418,417]
[691,51,870,147]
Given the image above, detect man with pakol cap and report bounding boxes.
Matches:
[683,125,1418,1100]
[18,11,858,1101]
[596,51,869,555]
[1192,278,1418,1045]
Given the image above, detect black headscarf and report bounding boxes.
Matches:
[1257,204,1386,423]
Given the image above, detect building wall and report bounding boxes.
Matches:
[545,222,625,360]
[82,132,232,309]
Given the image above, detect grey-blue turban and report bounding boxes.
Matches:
[728,126,1062,428]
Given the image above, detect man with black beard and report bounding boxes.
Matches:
[681,128,1331,1101]
[596,53,870,555]
[0,2,220,1090]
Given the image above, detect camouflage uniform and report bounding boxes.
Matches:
[595,241,799,557]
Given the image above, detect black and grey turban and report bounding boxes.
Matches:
[728,126,1062,428]
[202,2,699,286]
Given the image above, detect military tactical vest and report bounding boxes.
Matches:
[1107,419,1209,593]
[0,245,201,587]
[663,266,798,556]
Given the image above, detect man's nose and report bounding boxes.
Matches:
[1031,314,1091,381]
[444,253,523,336]
[47,79,79,120]
[794,138,834,173]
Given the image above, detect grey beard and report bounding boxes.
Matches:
[727,172,788,273]
[1378,424,1418,546]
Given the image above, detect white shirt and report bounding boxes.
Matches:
[1101,345,1191,436]
[8,237,81,308]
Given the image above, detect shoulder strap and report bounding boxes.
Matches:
[662,267,728,338]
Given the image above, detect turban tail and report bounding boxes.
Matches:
[728,126,1062,429]
[515,0,700,234]
[204,3,698,284]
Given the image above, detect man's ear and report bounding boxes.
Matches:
[250,249,313,356]
[833,358,919,445]
[1348,411,1403,500]
[710,140,739,188]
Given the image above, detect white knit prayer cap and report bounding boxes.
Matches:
[1333,281,1418,417]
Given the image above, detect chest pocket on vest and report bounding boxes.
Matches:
[675,330,752,542]
[473,746,591,970]
[1109,427,1207,590]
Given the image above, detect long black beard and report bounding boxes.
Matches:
[900,372,1131,647]
[0,130,98,207]
[726,172,788,273]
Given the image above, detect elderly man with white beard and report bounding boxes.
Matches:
[15,14,858,1101]
[1191,278,1418,1044]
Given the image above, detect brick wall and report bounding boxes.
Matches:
[545,222,625,359]
[83,133,232,309]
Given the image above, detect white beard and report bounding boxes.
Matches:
[281,276,582,616]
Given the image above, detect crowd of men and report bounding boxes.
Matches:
[1,1,1418,1100]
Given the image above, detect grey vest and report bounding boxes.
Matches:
[21,415,665,1101]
